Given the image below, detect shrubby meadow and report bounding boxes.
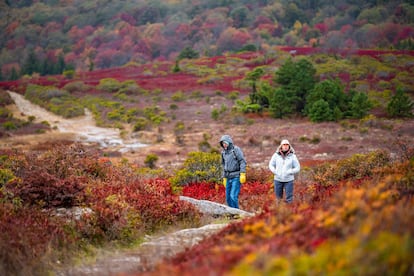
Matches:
[0,43,413,275]
[0,140,413,275]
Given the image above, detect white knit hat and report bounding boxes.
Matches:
[280,139,290,145]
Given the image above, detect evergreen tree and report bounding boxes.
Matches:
[309,99,333,122]
[173,60,180,73]
[56,53,66,74]
[305,80,347,113]
[387,88,414,118]
[269,88,296,118]
[246,67,265,104]
[238,44,257,52]
[10,67,19,80]
[273,58,317,115]
[177,47,199,60]
[88,60,94,72]
[22,49,40,75]
[40,59,52,76]
[230,5,251,28]
[305,79,346,118]
[332,106,343,121]
[349,92,372,119]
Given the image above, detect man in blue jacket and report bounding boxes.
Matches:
[220,134,247,209]
[268,139,300,204]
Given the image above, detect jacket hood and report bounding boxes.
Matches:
[276,143,295,154]
[220,134,233,148]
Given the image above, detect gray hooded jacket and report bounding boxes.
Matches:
[220,135,247,179]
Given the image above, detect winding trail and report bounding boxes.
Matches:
[56,199,253,275]
[59,223,229,276]
[8,91,146,152]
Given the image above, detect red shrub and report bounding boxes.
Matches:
[0,203,72,275]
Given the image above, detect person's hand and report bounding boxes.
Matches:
[223,178,227,187]
[240,173,246,184]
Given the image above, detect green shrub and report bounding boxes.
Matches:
[97,78,121,92]
[171,91,186,102]
[0,168,15,186]
[2,121,17,130]
[63,69,75,79]
[0,107,11,118]
[310,136,321,144]
[236,101,263,113]
[169,151,222,187]
[312,150,391,186]
[133,118,149,131]
[143,106,166,125]
[107,108,125,121]
[25,84,84,118]
[211,109,219,120]
[309,99,333,122]
[349,92,372,119]
[118,80,141,95]
[299,136,321,144]
[387,88,414,118]
[173,121,185,145]
[144,154,159,169]
[190,90,203,99]
[63,81,89,93]
[227,91,240,100]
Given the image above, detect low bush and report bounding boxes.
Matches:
[311,150,391,186]
[25,84,85,118]
[169,151,222,187]
[96,78,121,93]
[0,144,202,274]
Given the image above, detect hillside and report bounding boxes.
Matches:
[0,33,414,274]
[1,47,414,168]
[1,0,414,80]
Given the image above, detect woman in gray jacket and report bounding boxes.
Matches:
[268,139,300,203]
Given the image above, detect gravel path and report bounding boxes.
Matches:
[8,91,146,151]
[56,199,254,275]
[59,223,229,276]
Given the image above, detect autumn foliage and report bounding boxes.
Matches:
[1,141,413,275]
[0,144,201,274]
[146,148,414,276]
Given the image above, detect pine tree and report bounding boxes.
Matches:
[269,88,296,118]
[177,47,199,60]
[22,49,40,75]
[246,67,265,104]
[305,79,345,117]
[274,58,317,114]
[350,92,372,119]
[309,99,333,122]
[10,67,19,80]
[387,88,414,118]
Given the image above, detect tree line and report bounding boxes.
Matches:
[0,49,74,81]
[241,58,414,121]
